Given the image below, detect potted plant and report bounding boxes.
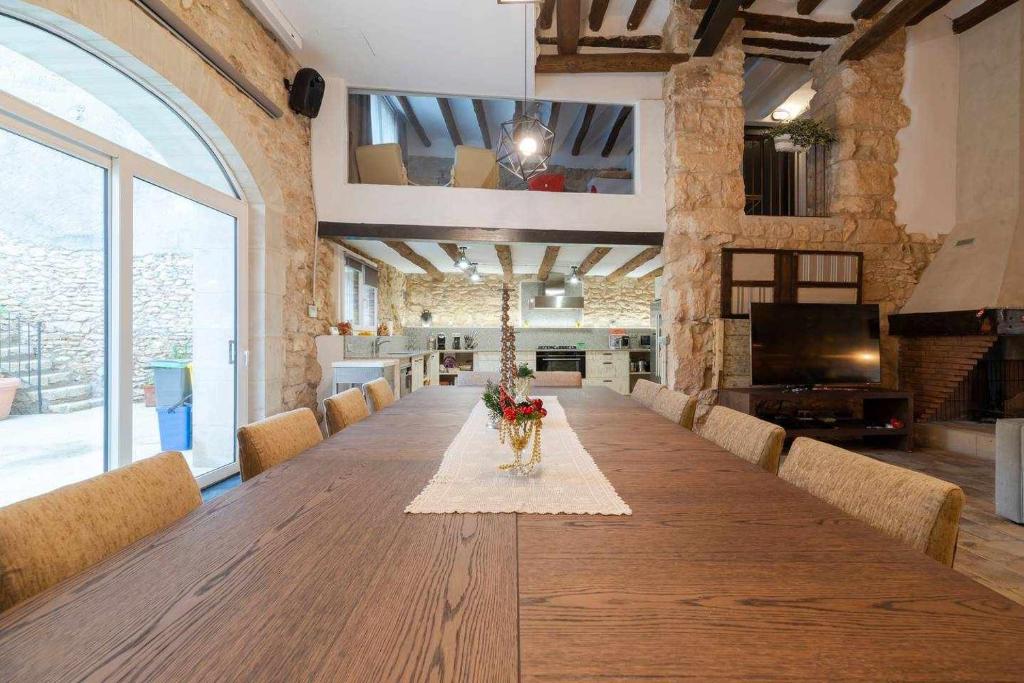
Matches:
[483,380,502,429]
[769,118,836,153]
[514,363,535,401]
[0,375,20,420]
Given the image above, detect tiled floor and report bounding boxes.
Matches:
[859,446,1024,606]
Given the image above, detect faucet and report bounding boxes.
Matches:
[373,338,391,357]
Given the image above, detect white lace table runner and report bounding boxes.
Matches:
[405,397,631,515]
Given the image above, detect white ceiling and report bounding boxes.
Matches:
[349,240,661,278]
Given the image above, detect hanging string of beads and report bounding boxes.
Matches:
[499,284,517,393]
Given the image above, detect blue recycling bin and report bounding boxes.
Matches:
[157,403,192,451]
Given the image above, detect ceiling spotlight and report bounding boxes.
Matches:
[567,266,580,285]
[468,264,481,283]
[771,109,791,122]
[454,246,471,270]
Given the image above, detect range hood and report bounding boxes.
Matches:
[531,273,584,309]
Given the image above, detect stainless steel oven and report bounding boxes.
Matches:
[536,347,586,376]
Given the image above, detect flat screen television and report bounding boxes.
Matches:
[750,303,881,387]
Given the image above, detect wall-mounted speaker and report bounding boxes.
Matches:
[285,67,325,118]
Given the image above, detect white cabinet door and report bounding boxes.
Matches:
[475,352,501,373]
[427,353,440,386]
[411,356,424,391]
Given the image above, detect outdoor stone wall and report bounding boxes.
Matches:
[661,8,943,403]
[400,274,654,328]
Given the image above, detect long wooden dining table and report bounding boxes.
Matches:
[1,387,1023,681]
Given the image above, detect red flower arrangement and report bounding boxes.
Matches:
[498,385,547,424]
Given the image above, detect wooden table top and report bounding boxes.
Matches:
[1,387,1022,681]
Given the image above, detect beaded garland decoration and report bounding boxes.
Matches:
[499,284,517,393]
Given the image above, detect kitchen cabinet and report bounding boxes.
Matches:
[584,350,630,394]
[410,354,424,392]
[427,352,440,386]
[474,351,535,373]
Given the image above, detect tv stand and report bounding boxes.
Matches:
[719,387,913,451]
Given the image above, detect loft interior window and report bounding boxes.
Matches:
[369,95,400,145]
[0,13,235,195]
[342,254,379,330]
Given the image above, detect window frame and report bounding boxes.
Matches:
[335,246,379,333]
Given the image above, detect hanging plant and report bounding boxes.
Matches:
[769,119,836,152]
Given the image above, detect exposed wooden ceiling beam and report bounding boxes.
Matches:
[602,107,632,158]
[495,245,514,282]
[695,0,742,56]
[851,0,891,20]
[690,0,710,7]
[797,0,827,14]
[639,266,663,283]
[952,0,1018,33]
[572,104,596,157]
[737,12,854,37]
[536,34,663,49]
[589,0,610,31]
[842,0,934,61]
[471,99,491,149]
[546,102,561,133]
[742,36,830,52]
[383,241,443,281]
[576,247,612,276]
[538,246,560,281]
[556,0,581,54]
[907,0,954,25]
[538,0,556,29]
[438,242,463,266]
[606,247,661,283]
[745,52,813,65]
[320,222,665,246]
[694,0,719,39]
[627,0,654,30]
[436,97,462,147]
[396,96,431,148]
[536,52,689,73]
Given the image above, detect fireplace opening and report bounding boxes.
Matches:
[933,337,1024,423]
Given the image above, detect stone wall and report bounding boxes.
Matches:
[399,274,654,328]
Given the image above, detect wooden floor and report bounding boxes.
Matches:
[856,445,1024,605]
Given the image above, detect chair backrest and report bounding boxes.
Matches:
[355,143,409,185]
[653,389,697,429]
[0,451,201,612]
[532,371,583,388]
[451,145,499,189]
[454,371,499,387]
[324,387,370,436]
[697,406,785,474]
[780,438,965,566]
[365,377,397,411]
[631,378,664,408]
[237,408,323,481]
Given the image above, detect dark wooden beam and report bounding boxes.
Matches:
[695,0,742,56]
[737,12,855,37]
[745,52,813,65]
[538,0,556,29]
[742,36,830,52]
[572,104,596,157]
[797,0,827,14]
[383,241,444,281]
[436,97,462,147]
[538,246,560,281]
[694,0,720,40]
[851,0,891,20]
[907,0,954,25]
[576,247,612,276]
[842,0,935,61]
[546,102,561,133]
[602,107,632,158]
[536,52,689,73]
[627,0,654,30]
[690,0,710,7]
[396,96,431,148]
[495,244,514,282]
[319,222,666,247]
[536,34,663,49]
[952,0,1019,33]
[589,0,610,31]
[606,247,661,282]
[556,0,581,54]
[471,99,491,149]
[439,243,463,265]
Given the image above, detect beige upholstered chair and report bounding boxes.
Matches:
[454,371,500,387]
[532,371,583,388]
[355,143,410,185]
[0,451,201,612]
[780,438,965,566]
[324,387,370,436]
[365,377,397,411]
[696,406,785,474]
[631,378,664,408]
[451,145,499,189]
[237,407,323,481]
[652,389,698,430]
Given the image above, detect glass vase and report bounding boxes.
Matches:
[498,418,542,475]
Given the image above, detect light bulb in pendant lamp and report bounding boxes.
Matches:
[454,246,471,270]
[469,264,481,283]
[567,266,580,285]
[517,135,538,157]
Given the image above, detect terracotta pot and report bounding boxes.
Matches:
[0,377,21,420]
[143,384,157,408]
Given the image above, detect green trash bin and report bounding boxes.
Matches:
[149,360,192,408]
